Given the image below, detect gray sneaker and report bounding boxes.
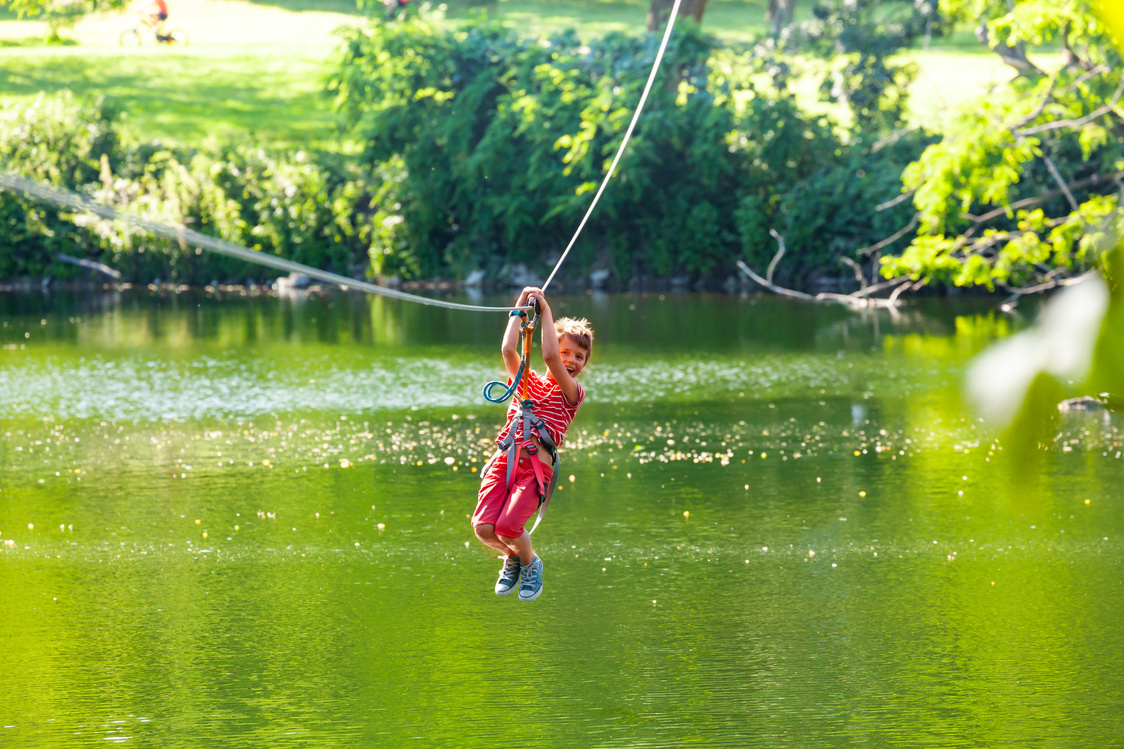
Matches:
[495,556,521,596]
[518,557,543,602]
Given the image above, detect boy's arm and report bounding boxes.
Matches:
[533,291,582,405]
[501,288,534,380]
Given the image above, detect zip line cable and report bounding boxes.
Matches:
[0,173,528,313]
[0,0,680,307]
[541,0,681,293]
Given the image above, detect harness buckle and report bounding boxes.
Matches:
[525,443,538,455]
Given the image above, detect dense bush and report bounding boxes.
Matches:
[2,15,938,289]
[760,131,936,285]
[0,93,376,284]
[331,15,853,283]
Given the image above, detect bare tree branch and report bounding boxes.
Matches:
[736,231,913,309]
[839,256,866,289]
[850,274,912,298]
[876,189,915,212]
[736,260,814,300]
[766,228,786,285]
[998,268,1098,303]
[856,213,919,256]
[1041,154,1079,212]
[888,278,923,305]
[55,253,122,279]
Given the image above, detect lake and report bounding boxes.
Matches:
[1,289,1122,747]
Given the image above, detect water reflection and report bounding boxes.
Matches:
[0,290,1120,748]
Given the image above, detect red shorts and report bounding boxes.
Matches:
[472,452,552,539]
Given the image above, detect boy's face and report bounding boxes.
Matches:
[559,335,589,378]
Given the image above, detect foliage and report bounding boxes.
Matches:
[0,93,378,284]
[1,0,129,40]
[964,3,1124,462]
[760,130,935,284]
[881,0,1124,291]
[796,0,944,134]
[330,12,850,282]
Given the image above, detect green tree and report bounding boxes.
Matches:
[881,0,1124,293]
[646,0,707,32]
[950,3,1124,464]
[329,11,839,283]
[1,0,129,41]
[798,0,945,135]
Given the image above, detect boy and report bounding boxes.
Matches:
[472,286,592,602]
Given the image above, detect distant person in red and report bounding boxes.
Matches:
[139,0,169,30]
[384,0,408,19]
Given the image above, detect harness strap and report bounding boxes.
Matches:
[484,399,561,535]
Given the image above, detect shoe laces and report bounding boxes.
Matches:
[521,560,540,589]
[502,557,520,578]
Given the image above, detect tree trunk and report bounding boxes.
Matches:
[766,0,798,39]
[647,0,707,32]
[975,22,1043,76]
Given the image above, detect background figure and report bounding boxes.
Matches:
[384,0,409,20]
[767,0,796,39]
[140,0,169,31]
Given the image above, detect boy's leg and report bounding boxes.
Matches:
[472,454,519,559]
[474,523,516,557]
[495,456,551,560]
[499,530,535,564]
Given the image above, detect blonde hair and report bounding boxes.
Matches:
[555,317,594,360]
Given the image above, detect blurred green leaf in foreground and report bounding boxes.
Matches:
[966,2,1124,456]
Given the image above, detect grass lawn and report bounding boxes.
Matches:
[0,0,1018,152]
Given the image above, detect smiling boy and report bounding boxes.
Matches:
[471,286,593,602]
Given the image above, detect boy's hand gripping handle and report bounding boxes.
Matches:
[520,307,536,402]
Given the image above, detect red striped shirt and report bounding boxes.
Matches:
[496,369,585,449]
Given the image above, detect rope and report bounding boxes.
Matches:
[482,358,525,403]
[481,308,537,403]
[0,173,529,314]
[540,0,682,293]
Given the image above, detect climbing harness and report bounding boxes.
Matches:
[0,0,684,534]
[479,297,559,534]
[475,0,684,531]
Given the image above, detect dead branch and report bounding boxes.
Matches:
[736,260,814,301]
[850,274,912,298]
[55,253,122,280]
[1041,154,1079,211]
[855,213,919,257]
[766,228,786,285]
[736,231,913,309]
[839,256,866,290]
[876,189,915,212]
[887,278,923,305]
[998,268,1098,307]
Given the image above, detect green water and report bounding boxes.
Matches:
[1,290,1122,747]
